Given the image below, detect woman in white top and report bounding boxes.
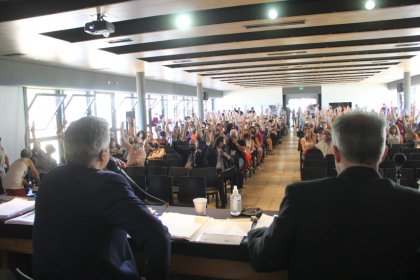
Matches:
[3,148,40,197]
[387,124,403,145]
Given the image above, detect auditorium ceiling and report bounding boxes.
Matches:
[1,0,420,90]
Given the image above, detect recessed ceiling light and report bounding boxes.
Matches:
[365,0,375,10]
[175,14,192,29]
[268,9,278,20]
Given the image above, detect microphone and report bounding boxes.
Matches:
[106,157,169,213]
[393,153,406,169]
[392,153,406,185]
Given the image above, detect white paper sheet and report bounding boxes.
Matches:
[4,210,35,225]
[255,213,276,229]
[0,198,35,220]
[159,212,210,240]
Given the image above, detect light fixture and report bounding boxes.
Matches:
[175,14,192,29]
[365,0,375,10]
[268,8,278,20]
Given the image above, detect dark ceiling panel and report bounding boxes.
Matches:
[185,56,414,72]
[141,36,420,63]
[102,17,420,54]
[166,47,420,68]
[41,0,420,43]
[0,0,130,22]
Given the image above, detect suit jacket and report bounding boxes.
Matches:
[207,147,232,170]
[33,164,171,280]
[248,166,420,280]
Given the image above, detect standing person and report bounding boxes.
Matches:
[0,137,10,181]
[3,148,40,197]
[31,125,57,176]
[248,112,420,279]
[33,116,171,280]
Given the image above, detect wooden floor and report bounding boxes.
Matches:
[216,129,301,211]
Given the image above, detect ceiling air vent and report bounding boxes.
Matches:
[172,59,192,63]
[108,38,133,44]
[267,51,307,56]
[245,20,305,29]
[394,43,420,48]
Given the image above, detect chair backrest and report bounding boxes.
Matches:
[178,176,206,206]
[147,175,174,205]
[147,165,168,176]
[384,168,416,188]
[304,149,323,160]
[301,167,327,180]
[402,148,419,155]
[190,167,219,187]
[129,174,147,200]
[147,159,167,167]
[168,167,189,186]
[303,160,326,168]
[325,154,335,162]
[126,166,146,176]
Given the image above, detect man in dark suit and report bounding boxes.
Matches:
[248,111,420,280]
[33,116,171,280]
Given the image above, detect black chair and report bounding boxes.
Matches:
[166,159,183,167]
[379,160,394,169]
[147,166,168,176]
[301,167,327,180]
[147,159,167,167]
[219,166,236,195]
[384,168,417,189]
[302,160,326,168]
[125,166,146,176]
[303,148,323,161]
[402,148,419,155]
[168,167,189,194]
[145,175,174,205]
[190,167,221,208]
[129,174,147,200]
[175,176,206,207]
[407,153,420,160]
[327,168,338,177]
[325,154,335,162]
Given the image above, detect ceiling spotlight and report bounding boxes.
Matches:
[268,9,278,20]
[176,14,192,29]
[365,0,375,10]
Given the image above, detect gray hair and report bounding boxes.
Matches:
[64,116,110,167]
[21,148,32,159]
[331,111,386,165]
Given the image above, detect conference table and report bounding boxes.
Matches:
[0,205,287,279]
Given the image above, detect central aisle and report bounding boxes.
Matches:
[241,129,301,211]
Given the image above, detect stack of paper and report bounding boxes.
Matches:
[195,218,253,245]
[159,212,210,240]
[4,210,35,225]
[0,198,35,220]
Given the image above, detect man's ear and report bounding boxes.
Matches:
[333,145,341,163]
[379,146,388,164]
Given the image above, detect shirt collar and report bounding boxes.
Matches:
[337,166,382,179]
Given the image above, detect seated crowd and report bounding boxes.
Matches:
[1,108,286,208]
[297,103,420,159]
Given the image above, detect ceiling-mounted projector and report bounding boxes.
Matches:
[84,14,115,37]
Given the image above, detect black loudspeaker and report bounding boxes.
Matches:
[397,83,404,92]
[203,92,208,100]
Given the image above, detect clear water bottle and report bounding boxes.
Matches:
[230,185,242,216]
